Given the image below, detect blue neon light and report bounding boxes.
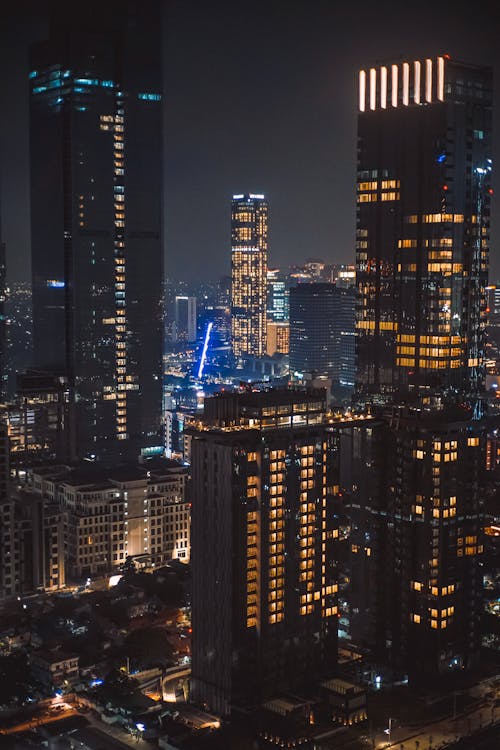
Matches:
[436,152,446,164]
[138,93,162,101]
[197,322,213,379]
[47,280,65,289]
[101,80,114,88]
[29,70,38,79]
[33,86,47,94]
[75,78,99,86]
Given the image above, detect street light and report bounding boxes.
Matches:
[384,717,393,745]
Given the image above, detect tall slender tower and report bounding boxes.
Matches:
[353,57,492,680]
[231,193,268,359]
[29,0,163,461]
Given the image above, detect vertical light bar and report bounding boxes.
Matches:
[402,62,409,105]
[425,58,433,103]
[414,60,421,104]
[369,67,376,111]
[391,64,398,107]
[380,66,387,109]
[437,56,445,101]
[359,70,366,112]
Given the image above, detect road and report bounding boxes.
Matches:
[369,698,500,750]
[0,706,77,735]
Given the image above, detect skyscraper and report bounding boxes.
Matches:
[267,267,289,322]
[289,283,355,388]
[173,296,197,343]
[0,188,7,401]
[190,387,339,715]
[231,194,268,359]
[356,56,492,405]
[353,56,493,680]
[29,0,164,461]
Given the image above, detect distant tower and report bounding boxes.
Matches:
[173,296,197,343]
[29,0,164,461]
[231,194,268,358]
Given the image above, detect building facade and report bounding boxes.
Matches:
[231,194,268,359]
[352,56,493,680]
[356,56,492,404]
[0,370,69,471]
[190,387,339,715]
[29,459,189,579]
[173,296,197,344]
[289,284,355,388]
[29,0,164,461]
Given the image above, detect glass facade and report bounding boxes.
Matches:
[30,0,163,460]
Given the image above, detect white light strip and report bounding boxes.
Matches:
[370,68,376,110]
[380,66,387,109]
[414,60,421,104]
[402,62,409,106]
[359,69,366,112]
[437,56,444,101]
[425,58,433,103]
[391,64,398,107]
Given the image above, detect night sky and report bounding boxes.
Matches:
[1,0,500,283]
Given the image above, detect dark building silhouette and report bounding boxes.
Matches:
[352,56,493,681]
[289,283,356,388]
[190,387,339,715]
[0,205,7,401]
[29,0,163,461]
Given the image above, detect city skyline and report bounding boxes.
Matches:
[1,0,500,284]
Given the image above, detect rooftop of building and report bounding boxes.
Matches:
[30,457,187,489]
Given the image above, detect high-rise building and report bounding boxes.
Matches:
[356,56,492,404]
[266,321,290,356]
[190,387,339,715]
[289,284,355,388]
[231,194,268,359]
[290,284,336,380]
[29,0,164,461]
[173,296,197,343]
[352,56,493,680]
[267,267,289,322]
[0,209,7,401]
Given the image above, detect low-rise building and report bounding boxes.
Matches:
[28,459,190,580]
[30,650,79,690]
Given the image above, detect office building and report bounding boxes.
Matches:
[231,194,268,359]
[190,387,339,715]
[29,459,189,579]
[266,321,290,356]
[289,284,355,388]
[29,0,164,461]
[353,56,492,680]
[267,267,289,322]
[173,296,197,343]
